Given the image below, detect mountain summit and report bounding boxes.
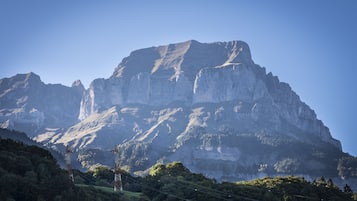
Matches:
[0,40,352,182]
[78,40,339,147]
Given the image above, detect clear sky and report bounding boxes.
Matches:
[1,0,356,155]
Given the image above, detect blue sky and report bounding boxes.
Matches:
[1,0,356,155]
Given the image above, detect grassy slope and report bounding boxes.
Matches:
[76,184,147,201]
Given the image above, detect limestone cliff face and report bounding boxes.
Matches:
[193,63,264,103]
[78,40,340,149]
[79,40,251,117]
[79,78,125,120]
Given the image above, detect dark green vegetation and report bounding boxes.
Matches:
[1,137,356,201]
[0,138,131,201]
[0,128,65,166]
[142,162,356,201]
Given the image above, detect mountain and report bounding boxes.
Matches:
[0,40,355,185]
[0,72,84,137]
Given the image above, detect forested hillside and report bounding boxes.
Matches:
[0,139,123,201]
[1,137,356,201]
[140,162,356,201]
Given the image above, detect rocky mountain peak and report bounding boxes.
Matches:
[71,79,85,94]
[0,72,42,94]
[77,41,341,151]
[111,40,253,81]
[0,73,84,136]
[14,72,42,86]
[25,72,41,80]
[71,79,83,87]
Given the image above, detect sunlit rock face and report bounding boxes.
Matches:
[79,78,125,120]
[77,40,339,148]
[79,40,253,116]
[193,63,263,103]
[0,40,344,182]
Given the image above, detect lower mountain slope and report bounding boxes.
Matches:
[1,137,355,201]
[0,138,74,201]
[36,102,355,185]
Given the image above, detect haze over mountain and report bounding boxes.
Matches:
[0,40,355,185]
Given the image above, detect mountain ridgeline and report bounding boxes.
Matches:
[0,40,355,184]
